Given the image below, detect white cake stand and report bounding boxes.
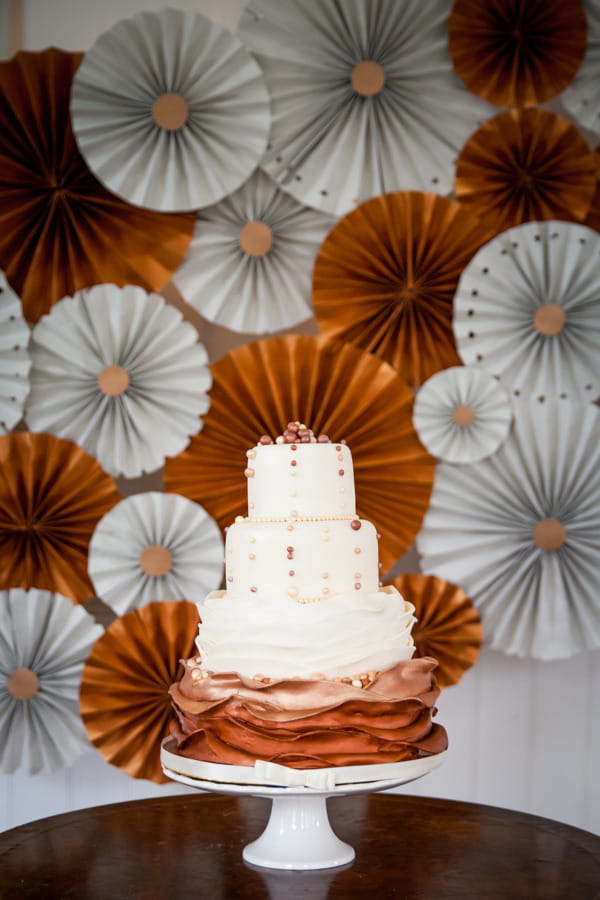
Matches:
[161,738,446,871]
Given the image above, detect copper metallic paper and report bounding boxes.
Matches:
[0,49,196,323]
[312,191,492,388]
[80,600,199,783]
[448,0,587,108]
[163,334,436,573]
[390,574,482,689]
[0,432,120,603]
[455,108,597,235]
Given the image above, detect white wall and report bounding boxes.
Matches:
[2,0,599,837]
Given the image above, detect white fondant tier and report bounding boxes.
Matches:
[225,517,380,600]
[196,585,416,680]
[246,442,355,519]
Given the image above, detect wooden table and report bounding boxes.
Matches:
[0,793,598,899]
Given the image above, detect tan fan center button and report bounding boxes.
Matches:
[533,518,567,551]
[533,303,566,337]
[453,404,475,426]
[139,544,173,577]
[7,667,40,700]
[239,221,273,256]
[151,92,189,131]
[351,61,386,96]
[98,365,130,396]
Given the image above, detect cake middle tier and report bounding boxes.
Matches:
[225,517,380,600]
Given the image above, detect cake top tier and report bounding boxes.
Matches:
[244,423,356,520]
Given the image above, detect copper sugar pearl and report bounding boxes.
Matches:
[258,422,345,445]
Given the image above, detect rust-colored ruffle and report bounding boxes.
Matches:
[169,657,448,769]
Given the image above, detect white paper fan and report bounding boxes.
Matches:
[24,284,211,478]
[453,221,600,401]
[417,399,600,660]
[237,0,495,216]
[413,366,512,464]
[0,588,103,774]
[71,8,271,212]
[560,0,600,139]
[88,491,224,616]
[172,168,334,333]
[0,271,30,433]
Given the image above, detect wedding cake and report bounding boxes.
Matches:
[168,423,447,772]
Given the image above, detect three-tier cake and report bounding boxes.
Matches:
[168,423,447,771]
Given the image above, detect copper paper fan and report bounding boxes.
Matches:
[164,335,435,572]
[390,573,482,689]
[455,108,597,235]
[0,432,120,602]
[0,49,196,323]
[312,192,492,388]
[448,0,587,108]
[585,148,600,232]
[80,600,199,783]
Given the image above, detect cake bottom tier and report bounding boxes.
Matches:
[168,657,448,770]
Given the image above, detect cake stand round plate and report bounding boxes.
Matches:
[161,738,446,870]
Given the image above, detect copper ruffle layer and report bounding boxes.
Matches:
[169,657,447,769]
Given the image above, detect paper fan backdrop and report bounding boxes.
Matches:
[0,432,120,602]
[172,169,334,333]
[453,220,600,401]
[448,0,588,108]
[0,271,30,433]
[164,335,435,572]
[80,600,199,782]
[417,399,600,660]
[390,574,482,688]
[454,108,597,234]
[88,492,223,616]
[71,8,270,212]
[25,284,211,478]
[413,366,512,464]
[585,148,600,232]
[0,589,103,774]
[560,0,600,138]
[312,192,491,388]
[0,49,196,323]
[237,0,494,217]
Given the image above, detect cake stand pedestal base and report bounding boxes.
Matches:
[242,794,354,870]
[161,739,446,871]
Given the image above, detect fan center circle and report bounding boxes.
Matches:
[98,365,130,396]
[239,221,273,256]
[139,544,173,577]
[533,518,567,551]
[452,404,474,426]
[152,92,189,131]
[7,667,40,700]
[533,303,566,337]
[351,61,386,96]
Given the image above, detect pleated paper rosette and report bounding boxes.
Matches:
[0,271,30,433]
[237,0,494,216]
[0,432,120,602]
[88,492,223,616]
[390,574,482,688]
[454,108,597,234]
[172,169,334,333]
[560,0,600,139]
[164,335,435,573]
[417,399,600,660]
[25,284,211,478]
[413,366,512,464]
[312,192,491,387]
[453,221,600,401]
[0,49,196,323]
[0,589,103,774]
[448,0,587,108]
[80,600,199,783]
[71,8,270,212]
